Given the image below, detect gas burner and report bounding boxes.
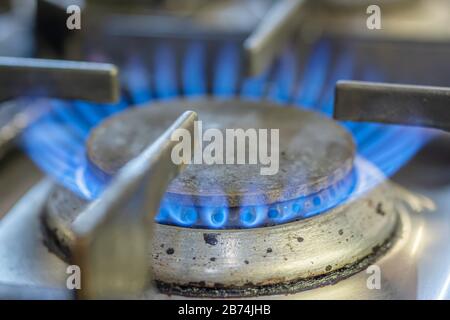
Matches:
[43,161,401,298]
[42,98,401,297]
[47,99,357,229]
[2,0,450,301]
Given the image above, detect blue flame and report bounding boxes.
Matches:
[156,168,356,229]
[183,41,207,96]
[154,42,178,99]
[123,56,152,104]
[268,46,297,103]
[241,67,270,99]
[213,42,240,97]
[200,207,229,229]
[296,40,331,108]
[20,38,434,229]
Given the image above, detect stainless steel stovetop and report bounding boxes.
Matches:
[0,0,449,300]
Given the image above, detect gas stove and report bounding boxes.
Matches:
[0,0,450,300]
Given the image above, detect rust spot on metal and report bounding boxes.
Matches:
[203,233,219,246]
[376,203,386,216]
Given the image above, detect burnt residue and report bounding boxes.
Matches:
[40,214,72,263]
[166,248,175,255]
[155,219,400,298]
[297,237,304,243]
[266,248,273,253]
[210,257,216,262]
[325,265,332,272]
[203,233,219,246]
[338,229,344,236]
[376,203,386,216]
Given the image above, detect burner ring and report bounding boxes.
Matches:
[42,158,400,298]
[87,98,355,207]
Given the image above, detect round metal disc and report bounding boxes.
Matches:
[87,98,355,206]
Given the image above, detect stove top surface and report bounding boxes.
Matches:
[0,148,447,299]
[1,0,450,300]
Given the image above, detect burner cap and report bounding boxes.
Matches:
[87,98,355,206]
